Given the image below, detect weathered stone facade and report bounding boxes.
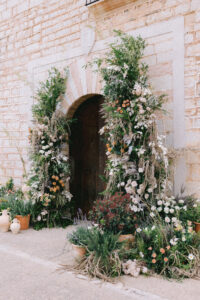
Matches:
[0,0,200,195]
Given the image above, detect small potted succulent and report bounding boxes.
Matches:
[68,227,89,257]
[89,193,137,247]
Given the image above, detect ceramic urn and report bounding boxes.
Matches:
[0,209,10,233]
[10,218,21,234]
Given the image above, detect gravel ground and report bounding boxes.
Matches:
[0,227,199,300]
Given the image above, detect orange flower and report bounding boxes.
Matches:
[106,144,110,148]
[50,188,54,192]
[160,248,165,254]
[113,141,117,146]
[164,257,168,262]
[56,186,60,191]
[52,175,55,179]
[166,246,170,250]
[122,104,126,108]
[121,148,125,153]
[108,147,112,152]
[52,182,56,186]
[120,110,123,113]
[59,180,63,184]
[115,100,119,104]
[152,259,156,264]
[152,253,157,258]
[55,176,59,181]
[61,183,65,187]
[53,187,57,192]
[148,247,152,250]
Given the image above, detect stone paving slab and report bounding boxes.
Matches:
[0,228,199,300]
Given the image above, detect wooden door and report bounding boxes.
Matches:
[70,95,106,214]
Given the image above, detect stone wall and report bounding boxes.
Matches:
[0,0,200,195]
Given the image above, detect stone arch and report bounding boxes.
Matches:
[61,58,103,116]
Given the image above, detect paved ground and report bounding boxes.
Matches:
[0,227,200,300]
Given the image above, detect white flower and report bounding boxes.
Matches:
[170,237,178,246]
[121,182,125,186]
[152,225,156,230]
[157,200,163,206]
[148,188,153,193]
[182,236,186,242]
[142,266,148,274]
[169,208,174,214]
[178,199,184,204]
[151,206,156,211]
[37,215,41,221]
[157,206,162,212]
[183,205,187,211]
[150,212,155,218]
[131,205,138,212]
[139,252,144,258]
[136,228,142,233]
[144,193,149,199]
[165,217,170,223]
[193,204,197,208]
[138,168,144,173]
[188,254,194,260]
[131,181,137,187]
[164,207,169,214]
[172,217,177,223]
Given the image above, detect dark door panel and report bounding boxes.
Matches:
[70,95,106,215]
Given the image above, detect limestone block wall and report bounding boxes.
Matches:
[0,0,200,196]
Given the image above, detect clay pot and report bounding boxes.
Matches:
[194,222,200,233]
[15,214,30,230]
[72,244,86,258]
[10,218,21,234]
[118,234,135,249]
[0,209,10,232]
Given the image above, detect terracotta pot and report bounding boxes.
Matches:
[118,234,135,243]
[15,214,30,230]
[0,209,10,233]
[194,222,200,233]
[72,244,86,258]
[118,234,135,249]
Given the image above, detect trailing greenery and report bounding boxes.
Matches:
[28,68,73,229]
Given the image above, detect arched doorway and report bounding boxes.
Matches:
[69,95,106,214]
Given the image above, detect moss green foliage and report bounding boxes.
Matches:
[28,68,73,229]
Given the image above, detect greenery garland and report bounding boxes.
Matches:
[28,68,73,229]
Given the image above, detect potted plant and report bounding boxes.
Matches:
[7,195,33,230]
[68,227,90,257]
[89,193,137,246]
[178,200,200,233]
